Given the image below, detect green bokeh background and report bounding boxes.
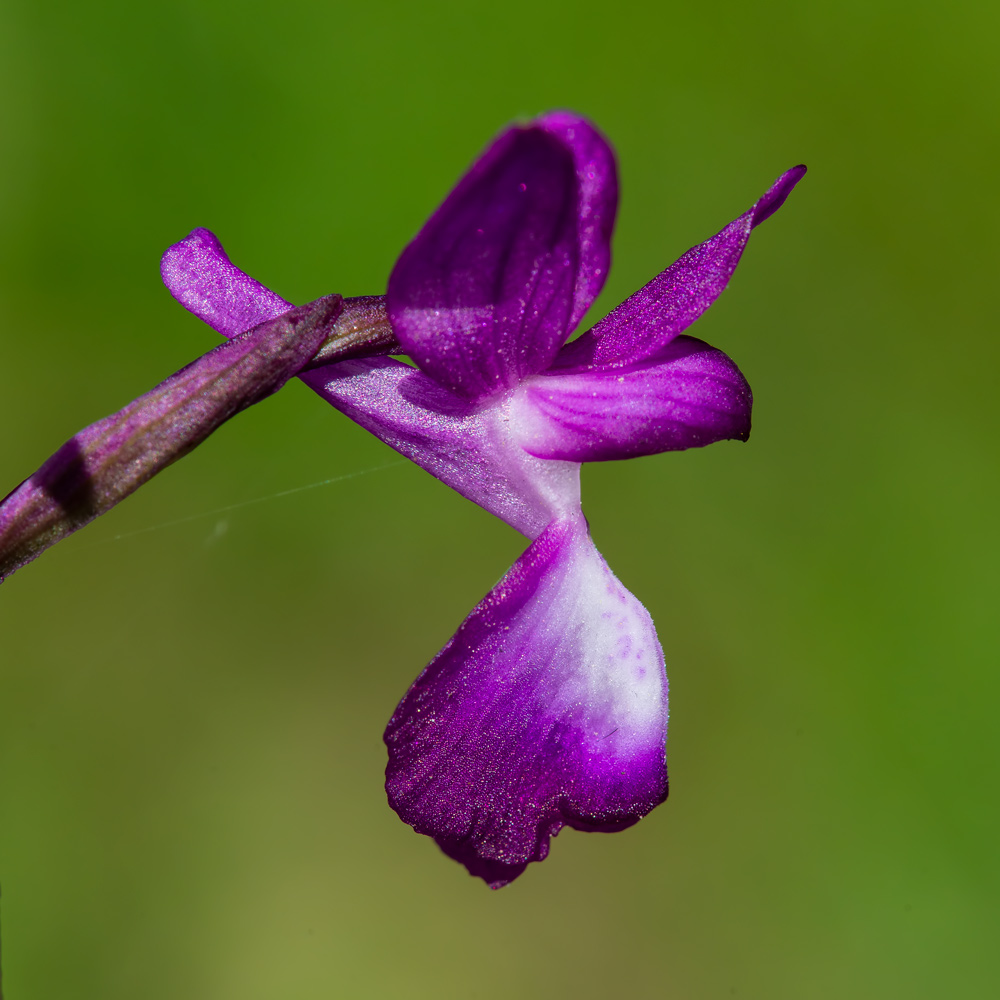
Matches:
[1,1,997,996]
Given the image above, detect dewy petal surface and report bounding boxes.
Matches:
[161,227,291,338]
[162,231,400,364]
[553,166,806,371]
[511,335,752,462]
[384,517,669,888]
[299,359,580,539]
[535,112,618,330]
[388,123,596,400]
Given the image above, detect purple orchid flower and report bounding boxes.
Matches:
[162,113,804,887]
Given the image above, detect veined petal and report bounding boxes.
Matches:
[384,517,669,888]
[299,359,581,539]
[536,112,618,329]
[553,166,806,370]
[388,121,604,400]
[161,227,291,338]
[511,336,752,462]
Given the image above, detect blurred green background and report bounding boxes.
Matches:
[1,0,997,996]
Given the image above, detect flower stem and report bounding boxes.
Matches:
[0,295,399,583]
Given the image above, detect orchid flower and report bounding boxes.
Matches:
[162,113,804,887]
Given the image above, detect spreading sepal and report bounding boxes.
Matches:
[553,166,806,371]
[161,229,399,359]
[161,227,291,338]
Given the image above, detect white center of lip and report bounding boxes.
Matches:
[524,524,668,752]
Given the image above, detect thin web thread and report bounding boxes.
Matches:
[90,459,408,544]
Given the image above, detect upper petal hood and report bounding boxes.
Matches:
[384,517,669,887]
[388,116,618,401]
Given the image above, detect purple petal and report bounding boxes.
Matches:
[536,112,619,329]
[387,123,592,400]
[512,336,752,462]
[163,230,399,361]
[163,227,583,536]
[384,517,669,888]
[299,359,581,539]
[161,227,291,339]
[553,166,807,370]
[0,298,340,581]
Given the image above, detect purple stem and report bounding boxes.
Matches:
[0,295,399,582]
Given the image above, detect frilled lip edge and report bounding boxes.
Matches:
[383,517,670,888]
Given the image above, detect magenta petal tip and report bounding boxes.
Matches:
[751,165,807,228]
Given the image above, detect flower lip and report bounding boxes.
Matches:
[384,515,669,888]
